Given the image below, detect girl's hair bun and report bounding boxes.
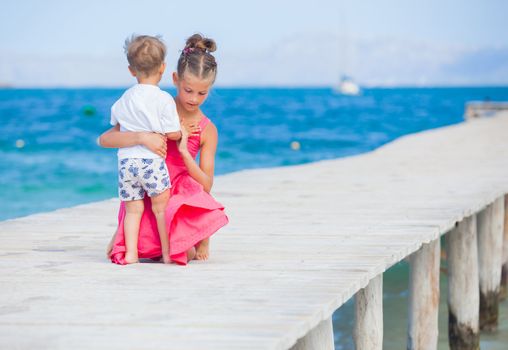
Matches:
[185,33,217,53]
[178,33,218,83]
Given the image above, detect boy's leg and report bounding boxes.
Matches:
[150,190,171,263]
[124,199,144,264]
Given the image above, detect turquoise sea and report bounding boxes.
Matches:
[1,86,508,348]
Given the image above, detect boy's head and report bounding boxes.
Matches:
[124,35,166,80]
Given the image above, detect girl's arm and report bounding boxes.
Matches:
[99,124,167,158]
[178,123,218,193]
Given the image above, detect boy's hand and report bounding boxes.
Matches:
[141,132,167,158]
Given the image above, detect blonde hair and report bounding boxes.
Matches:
[177,34,218,83]
[124,34,166,77]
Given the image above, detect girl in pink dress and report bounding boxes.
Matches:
[100,34,228,265]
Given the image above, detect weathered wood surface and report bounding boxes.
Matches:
[1,112,508,349]
[289,317,334,350]
[407,239,440,350]
[501,195,508,300]
[446,217,480,350]
[477,198,505,331]
[465,101,508,119]
[354,274,383,350]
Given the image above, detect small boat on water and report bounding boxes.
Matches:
[336,75,361,96]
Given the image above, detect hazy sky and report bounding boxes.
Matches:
[1,0,507,87]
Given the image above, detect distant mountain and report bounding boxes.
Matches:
[1,34,507,87]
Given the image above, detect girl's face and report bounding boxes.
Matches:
[173,72,213,113]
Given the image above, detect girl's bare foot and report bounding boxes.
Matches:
[195,238,210,260]
[106,230,117,259]
[124,252,139,264]
[162,252,171,264]
[106,240,113,259]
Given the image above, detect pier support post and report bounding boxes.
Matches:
[477,198,504,331]
[446,216,479,350]
[501,195,508,300]
[407,239,440,350]
[354,274,383,350]
[289,317,334,350]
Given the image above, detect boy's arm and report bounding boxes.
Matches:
[160,95,181,140]
[165,130,182,141]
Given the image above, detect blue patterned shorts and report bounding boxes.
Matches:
[118,158,171,201]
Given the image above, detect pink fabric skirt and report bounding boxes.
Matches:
[110,167,228,265]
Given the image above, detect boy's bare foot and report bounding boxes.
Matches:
[187,247,196,261]
[124,253,139,264]
[195,238,210,260]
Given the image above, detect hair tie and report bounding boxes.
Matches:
[182,47,194,55]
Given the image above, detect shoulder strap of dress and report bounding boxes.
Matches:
[199,116,211,130]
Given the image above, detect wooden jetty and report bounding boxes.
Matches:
[1,109,508,349]
[464,101,508,120]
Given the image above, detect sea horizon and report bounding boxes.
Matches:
[2,86,508,221]
[2,84,508,90]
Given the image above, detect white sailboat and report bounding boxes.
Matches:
[337,75,360,96]
[335,1,361,96]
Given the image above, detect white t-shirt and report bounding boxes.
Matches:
[110,84,180,159]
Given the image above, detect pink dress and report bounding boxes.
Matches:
[110,116,229,265]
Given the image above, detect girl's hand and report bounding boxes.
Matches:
[177,125,189,154]
[183,122,201,138]
[141,132,167,158]
[178,119,200,154]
